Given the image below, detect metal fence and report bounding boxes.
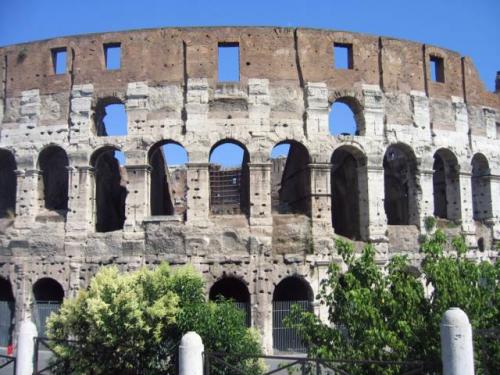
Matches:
[0,302,14,347]
[234,302,251,327]
[33,302,61,338]
[0,354,16,375]
[272,300,311,353]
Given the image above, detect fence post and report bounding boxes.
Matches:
[440,307,474,375]
[179,331,204,375]
[15,320,37,375]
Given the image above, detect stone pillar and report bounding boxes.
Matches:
[483,107,496,140]
[124,164,151,230]
[304,82,329,137]
[452,96,469,135]
[14,169,40,228]
[15,320,37,375]
[69,84,93,143]
[66,166,94,233]
[440,308,474,375]
[411,90,431,137]
[248,163,272,226]
[489,175,500,243]
[185,163,210,223]
[308,163,332,226]
[362,85,384,136]
[458,170,476,246]
[126,81,149,135]
[185,78,209,133]
[248,79,270,129]
[418,169,435,233]
[179,332,204,375]
[364,163,388,253]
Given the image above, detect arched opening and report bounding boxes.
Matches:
[329,97,363,136]
[91,147,127,232]
[331,147,366,239]
[0,149,17,218]
[270,141,311,215]
[94,98,127,136]
[383,144,418,225]
[38,146,69,212]
[209,140,249,215]
[433,149,460,221]
[149,141,188,217]
[209,277,251,326]
[32,278,64,337]
[273,276,313,352]
[0,278,15,347]
[471,154,492,221]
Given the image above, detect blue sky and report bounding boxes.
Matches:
[1,0,498,166]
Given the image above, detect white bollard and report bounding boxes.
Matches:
[15,320,38,375]
[179,331,204,375]
[440,307,475,375]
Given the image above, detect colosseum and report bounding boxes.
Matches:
[0,26,499,353]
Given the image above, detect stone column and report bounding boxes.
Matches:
[185,163,210,224]
[418,169,435,233]
[304,82,329,137]
[483,107,497,140]
[68,84,93,143]
[248,79,270,131]
[411,91,431,137]
[124,164,151,230]
[308,163,332,227]
[179,332,204,375]
[248,162,272,226]
[488,175,500,243]
[364,163,388,253]
[458,170,476,246]
[15,320,37,375]
[185,79,209,133]
[440,308,474,375]
[452,96,469,135]
[362,85,384,137]
[65,166,94,233]
[14,169,40,228]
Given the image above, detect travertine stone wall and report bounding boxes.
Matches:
[0,27,499,353]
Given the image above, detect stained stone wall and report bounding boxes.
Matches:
[0,27,499,353]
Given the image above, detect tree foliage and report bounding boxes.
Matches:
[288,230,499,374]
[47,263,264,374]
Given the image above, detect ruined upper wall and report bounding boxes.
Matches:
[0,27,498,108]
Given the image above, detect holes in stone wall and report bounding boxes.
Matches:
[209,277,250,326]
[471,153,492,221]
[51,48,67,74]
[430,55,445,83]
[383,144,418,225]
[149,141,188,217]
[94,99,127,136]
[91,147,127,232]
[104,43,121,70]
[38,146,69,212]
[270,141,310,215]
[433,149,460,220]
[0,277,14,347]
[209,140,249,215]
[333,43,353,69]
[0,150,17,218]
[218,42,240,82]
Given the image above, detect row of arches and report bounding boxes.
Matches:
[0,275,312,352]
[0,142,495,235]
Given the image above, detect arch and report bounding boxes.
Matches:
[94,97,127,136]
[91,146,127,232]
[471,153,492,221]
[270,140,311,215]
[383,143,419,225]
[331,146,367,239]
[148,141,188,217]
[38,145,69,211]
[0,149,17,218]
[209,277,251,326]
[209,139,250,215]
[433,148,460,220]
[272,276,313,352]
[32,277,64,337]
[329,96,365,136]
[0,277,15,347]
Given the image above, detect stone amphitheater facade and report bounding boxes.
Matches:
[0,27,499,353]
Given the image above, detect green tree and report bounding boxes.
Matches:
[47,263,264,374]
[288,231,499,374]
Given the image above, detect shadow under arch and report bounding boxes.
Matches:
[38,145,69,212]
[91,146,127,232]
[433,148,460,220]
[209,276,251,326]
[32,277,64,337]
[0,277,15,347]
[0,149,17,218]
[471,153,492,221]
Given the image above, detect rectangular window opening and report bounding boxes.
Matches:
[430,55,445,83]
[104,43,121,70]
[333,43,353,70]
[218,42,240,82]
[52,48,67,74]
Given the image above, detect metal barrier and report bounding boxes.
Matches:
[34,337,75,375]
[0,302,14,347]
[272,300,310,352]
[33,302,61,338]
[234,302,251,327]
[0,354,16,375]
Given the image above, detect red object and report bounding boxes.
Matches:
[7,344,13,356]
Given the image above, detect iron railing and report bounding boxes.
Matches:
[0,354,16,375]
[272,300,311,353]
[33,302,61,338]
[0,301,14,347]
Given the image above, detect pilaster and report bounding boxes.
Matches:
[248,162,272,226]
